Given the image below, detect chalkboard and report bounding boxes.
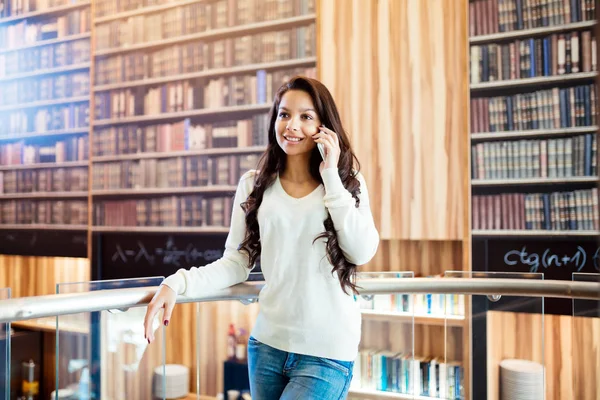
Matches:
[92,232,262,282]
[0,230,87,258]
[470,235,600,399]
[473,236,599,316]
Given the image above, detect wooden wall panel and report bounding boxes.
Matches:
[364,239,464,275]
[0,255,90,297]
[487,311,600,400]
[317,0,469,240]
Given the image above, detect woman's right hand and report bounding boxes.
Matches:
[143,284,176,343]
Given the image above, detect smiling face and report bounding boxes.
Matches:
[275,90,321,157]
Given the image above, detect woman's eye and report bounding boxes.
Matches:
[278,112,289,118]
[302,114,313,120]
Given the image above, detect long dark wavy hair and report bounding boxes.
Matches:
[237,76,363,295]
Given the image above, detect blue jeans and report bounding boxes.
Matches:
[247,336,354,399]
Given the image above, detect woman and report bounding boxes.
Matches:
[144,76,380,399]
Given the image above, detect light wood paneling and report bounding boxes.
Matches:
[317,0,469,240]
[0,255,89,296]
[364,239,464,276]
[487,311,600,400]
[0,255,90,398]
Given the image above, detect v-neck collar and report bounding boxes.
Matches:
[275,173,322,201]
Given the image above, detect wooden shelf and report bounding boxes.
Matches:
[0,32,91,55]
[348,388,437,400]
[0,224,87,231]
[94,0,203,24]
[0,1,91,25]
[470,71,598,91]
[0,128,89,142]
[93,14,316,57]
[470,126,598,141]
[182,394,217,400]
[93,145,267,162]
[0,191,88,200]
[93,57,317,92]
[12,317,89,334]
[0,160,88,171]
[92,185,236,197]
[0,62,90,82]
[469,20,597,44]
[361,310,465,327]
[92,226,230,234]
[0,95,89,112]
[471,177,599,186]
[93,103,270,127]
[471,229,600,237]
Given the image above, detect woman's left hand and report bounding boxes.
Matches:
[313,126,341,173]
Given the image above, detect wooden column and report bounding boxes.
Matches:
[317,0,471,398]
[317,0,469,241]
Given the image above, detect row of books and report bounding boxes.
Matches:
[470,30,597,84]
[471,134,598,179]
[97,27,316,72]
[92,154,259,190]
[470,84,597,132]
[92,115,269,156]
[0,8,90,49]
[0,0,83,18]
[352,350,463,399]
[93,195,233,227]
[94,30,316,85]
[93,0,170,18]
[0,136,88,165]
[0,167,88,194]
[0,72,90,106]
[472,188,599,231]
[0,200,87,225]
[94,67,314,120]
[0,104,89,136]
[469,0,596,37]
[94,0,314,43]
[94,0,315,20]
[0,39,90,77]
[359,293,465,318]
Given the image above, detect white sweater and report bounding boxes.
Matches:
[162,167,380,361]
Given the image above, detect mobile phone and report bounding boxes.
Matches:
[317,143,326,160]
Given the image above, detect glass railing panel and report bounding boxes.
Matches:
[445,271,545,400]
[572,272,600,400]
[55,277,166,400]
[0,287,9,400]
[348,271,417,399]
[194,293,260,399]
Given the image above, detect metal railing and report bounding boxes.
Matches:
[0,277,598,324]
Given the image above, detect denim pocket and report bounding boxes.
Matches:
[317,357,353,376]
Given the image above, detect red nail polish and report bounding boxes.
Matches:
[164,320,169,326]
[147,338,151,344]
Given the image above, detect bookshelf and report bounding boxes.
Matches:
[469,1,599,399]
[360,310,466,328]
[0,0,92,230]
[348,387,440,400]
[89,0,317,233]
[469,3,599,236]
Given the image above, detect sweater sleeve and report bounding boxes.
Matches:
[161,170,256,296]
[320,168,380,265]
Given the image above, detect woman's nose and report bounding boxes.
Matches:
[286,119,300,131]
